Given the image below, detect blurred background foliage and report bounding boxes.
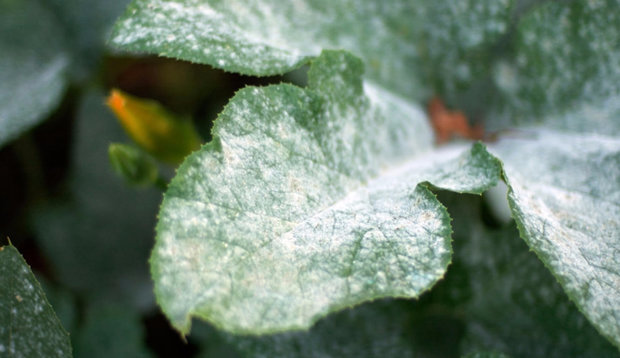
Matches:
[1,0,618,357]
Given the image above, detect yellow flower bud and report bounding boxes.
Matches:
[106,89,202,165]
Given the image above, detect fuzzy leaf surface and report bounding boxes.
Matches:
[110,0,620,129]
[153,51,501,334]
[432,194,619,358]
[109,0,433,98]
[0,245,72,358]
[490,129,620,349]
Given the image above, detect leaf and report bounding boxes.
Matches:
[489,129,620,349]
[111,0,620,347]
[36,275,78,338]
[435,193,619,358]
[415,0,513,96]
[109,0,426,99]
[425,0,620,131]
[152,50,501,335]
[504,0,620,122]
[192,194,617,358]
[30,91,161,309]
[0,244,72,358]
[110,0,620,128]
[0,0,70,148]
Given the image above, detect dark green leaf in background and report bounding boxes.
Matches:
[108,143,160,188]
[0,0,70,147]
[37,275,78,340]
[415,0,513,103]
[0,244,72,358]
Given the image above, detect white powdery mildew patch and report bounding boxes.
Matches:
[491,129,620,347]
[512,0,620,119]
[193,144,475,332]
[111,0,422,96]
[112,0,315,72]
[156,142,480,333]
[363,82,433,160]
[151,51,499,333]
[223,0,320,57]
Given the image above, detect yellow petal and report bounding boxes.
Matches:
[106,89,202,165]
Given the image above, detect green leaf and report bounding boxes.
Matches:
[426,0,620,131]
[415,0,513,96]
[505,0,620,122]
[0,0,70,147]
[111,0,620,347]
[435,193,619,357]
[193,194,617,358]
[152,50,501,335]
[109,0,425,98]
[30,91,161,309]
[36,275,78,337]
[110,0,620,129]
[489,129,620,349]
[0,244,72,358]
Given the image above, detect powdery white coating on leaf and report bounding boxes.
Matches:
[363,81,433,157]
[111,0,309,69]
[110,0,421,98]
[490,129,620,349]
[417,0,512,93]
[0,245,72,358]
[517,0,620,107]
[152,51,501,334]
[540,95,620,137]
[489,0,620,130]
